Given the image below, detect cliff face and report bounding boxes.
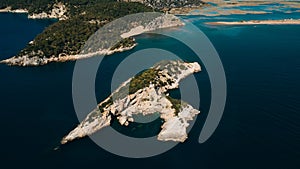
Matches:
[61,60,201,144]
[28,2,68,20]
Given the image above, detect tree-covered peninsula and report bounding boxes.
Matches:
[0,0,204,66]
[0,1,155,65]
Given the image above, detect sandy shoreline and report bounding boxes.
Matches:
[207,19,300,26]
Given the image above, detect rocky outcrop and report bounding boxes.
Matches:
[0,6,28,13]
[0,3,67,20]
[61,60,201,144]
[158,105,199,142]
[28,3,68,20]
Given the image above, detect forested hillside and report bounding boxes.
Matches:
[0,0,204,66]
[1,1,153,59]
[0,0,116,14]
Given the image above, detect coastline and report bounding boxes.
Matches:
[170,1,300,16]
[0,7,28,13]
[2,1,300,66]
[0,44,137,66]
[0,3,67,20]
[169,6,270,16]
[0,13,184,66]
[207,19,300,26]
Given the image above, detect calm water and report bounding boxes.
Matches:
[0,12,299,169]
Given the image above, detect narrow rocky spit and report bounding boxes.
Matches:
[61,60,201,144]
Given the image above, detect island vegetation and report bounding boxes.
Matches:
[110,37,136,51]
[166,96,184,115]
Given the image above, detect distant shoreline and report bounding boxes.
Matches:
[0,4,68,20]
[0,44,137,66]
[207,19,300,26]
[0,6,28,13]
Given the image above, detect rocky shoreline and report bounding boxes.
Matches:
[0,6,28,13]
[0,3,68,20]
[0,44,137,66]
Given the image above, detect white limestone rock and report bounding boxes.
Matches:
[61,60,201,144]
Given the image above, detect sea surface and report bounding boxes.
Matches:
[0,12,299,169]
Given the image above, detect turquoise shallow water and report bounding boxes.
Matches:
[0,12,299,168]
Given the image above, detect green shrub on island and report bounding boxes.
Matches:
[166,96,184,115]
[129,69,160,94]
[111,68,164,101]
[110,37,136,51]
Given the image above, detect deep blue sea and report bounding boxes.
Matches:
[0,12,299,169]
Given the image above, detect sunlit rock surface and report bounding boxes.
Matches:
[61,60,201,144]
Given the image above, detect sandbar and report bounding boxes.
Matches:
[207,19,300,25]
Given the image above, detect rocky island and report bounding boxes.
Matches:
[61,60,201,144]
